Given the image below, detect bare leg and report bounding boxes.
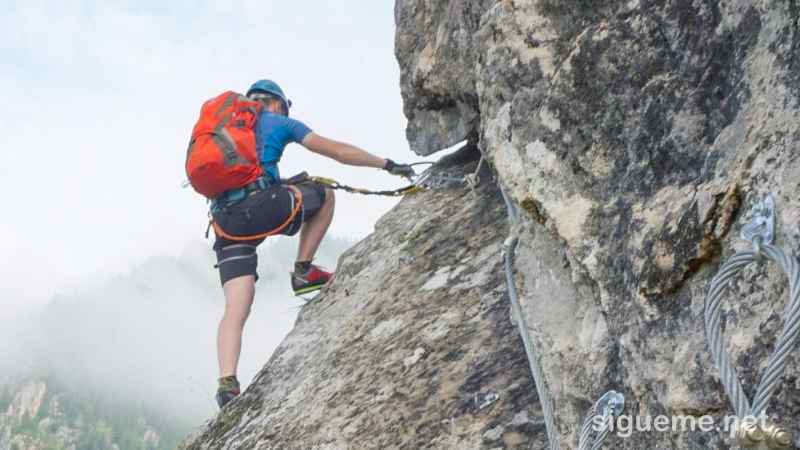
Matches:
[217,275,255,378]
[296,188,335,263]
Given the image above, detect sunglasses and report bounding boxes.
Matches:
[250,93,292,111]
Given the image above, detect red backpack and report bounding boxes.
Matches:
[185,91,264,198]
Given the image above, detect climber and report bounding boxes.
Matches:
[212,79,416,408]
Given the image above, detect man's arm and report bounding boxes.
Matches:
[301,132,386,168]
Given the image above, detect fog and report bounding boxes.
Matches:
[2,236,352,426]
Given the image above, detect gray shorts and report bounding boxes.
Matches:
[212,181,327,286]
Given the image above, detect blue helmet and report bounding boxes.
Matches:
[246,79,292,110]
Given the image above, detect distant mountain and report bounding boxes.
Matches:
[0,376,181,450]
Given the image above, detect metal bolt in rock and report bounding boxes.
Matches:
[764,423,794,449]
[740,194,776,251]
[738,422,766,448]
[738,422,794,449]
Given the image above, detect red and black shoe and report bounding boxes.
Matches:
[291,263,333,295]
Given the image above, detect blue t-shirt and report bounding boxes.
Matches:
[254,111,312,183]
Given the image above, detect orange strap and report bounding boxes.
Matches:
[210,185,304,242]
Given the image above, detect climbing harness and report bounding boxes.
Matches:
[578,391,625,450]
[704,194,798,449]
[208,185,303,242]
[204,161,477,240]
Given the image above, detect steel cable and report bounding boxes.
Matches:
[500,185,560,450]
[704,244,800,420]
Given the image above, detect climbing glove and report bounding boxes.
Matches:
[384,159,416,179]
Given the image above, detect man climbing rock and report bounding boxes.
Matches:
[200,79,415,408]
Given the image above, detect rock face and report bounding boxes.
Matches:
[396,0,800,449]
[183,1,800,449]
[180,149,547,449]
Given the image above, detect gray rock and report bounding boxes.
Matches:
[183,1,800,449]
[397,0,800,449]
[180,150,545,449]
[394,0,495,154]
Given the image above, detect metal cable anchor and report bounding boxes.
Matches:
[464,156,484,197]
[578,391,625,450]
[741,194,776,255]
[704,195,800,450]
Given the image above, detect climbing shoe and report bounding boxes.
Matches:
[291,263,333,295]
[216,376,240,409]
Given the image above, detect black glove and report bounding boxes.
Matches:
[383,159,416,179]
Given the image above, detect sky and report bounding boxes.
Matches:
[0,1,420,309]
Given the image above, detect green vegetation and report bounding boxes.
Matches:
[2,375,189,450]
